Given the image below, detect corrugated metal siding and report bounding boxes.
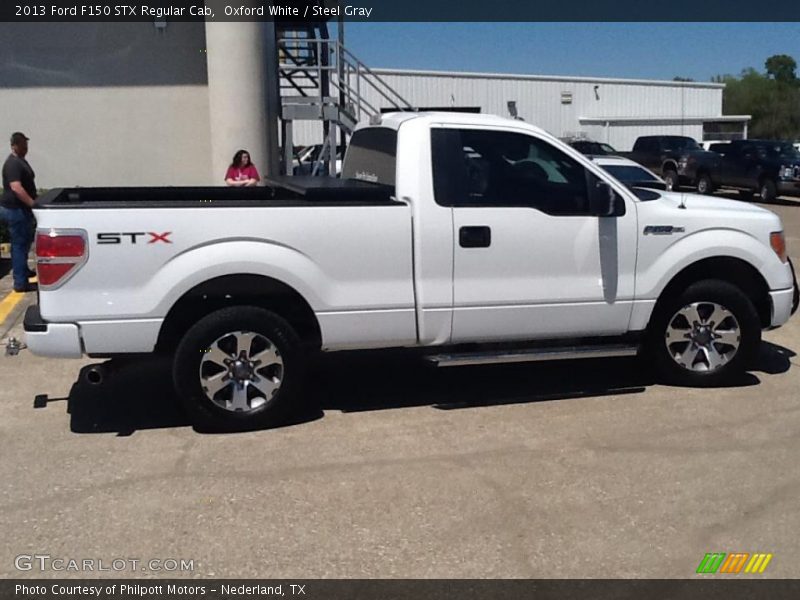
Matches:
[291,70,722,148]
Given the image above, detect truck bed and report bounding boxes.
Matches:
[35,177,397,209]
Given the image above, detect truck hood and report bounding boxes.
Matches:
[635,189,784,244]
[653,190,776,217]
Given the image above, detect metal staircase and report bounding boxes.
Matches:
[277,22,414,175]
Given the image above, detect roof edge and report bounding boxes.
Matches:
[370,67,726,89]
[579,115,751,123]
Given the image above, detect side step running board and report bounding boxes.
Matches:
[425,344,639,368]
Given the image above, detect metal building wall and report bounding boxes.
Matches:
[293,69,723,151]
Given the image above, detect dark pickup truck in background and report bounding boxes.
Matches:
[620,135,719,191]
[699,140,800,202]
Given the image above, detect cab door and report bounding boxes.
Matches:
[431,126,638,343]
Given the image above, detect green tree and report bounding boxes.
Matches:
[765,54,797,84]
[717,57,800,140]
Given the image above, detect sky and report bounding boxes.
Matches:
[342,23,800,82]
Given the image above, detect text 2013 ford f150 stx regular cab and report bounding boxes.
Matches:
[24,112,799,430]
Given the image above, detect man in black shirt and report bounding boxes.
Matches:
[1,132,37,292]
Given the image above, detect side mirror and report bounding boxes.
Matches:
[590,180,617,217]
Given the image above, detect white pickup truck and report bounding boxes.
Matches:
[24,112,799,430]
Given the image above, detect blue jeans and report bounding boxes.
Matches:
[1,206,34,289]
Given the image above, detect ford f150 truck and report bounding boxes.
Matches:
[697,140,800,202]
[24,112,799,430]
[621,135,720,191]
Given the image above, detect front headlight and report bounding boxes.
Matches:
[780,165,793,179]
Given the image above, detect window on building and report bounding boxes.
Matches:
[703,121,746,142]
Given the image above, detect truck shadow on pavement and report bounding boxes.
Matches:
[59,340,795,435]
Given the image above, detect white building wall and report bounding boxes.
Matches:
[0,22,215,188]
[293,69,724,151]
[0,86,212,188]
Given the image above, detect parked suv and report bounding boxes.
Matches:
[701,140,800,202]
[622,135,719,191]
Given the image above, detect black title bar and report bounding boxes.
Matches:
[5,580,800,600]
[2,0,800,22]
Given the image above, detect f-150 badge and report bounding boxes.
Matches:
[643,225,685,235]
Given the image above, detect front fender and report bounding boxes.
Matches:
[637,228,791,301]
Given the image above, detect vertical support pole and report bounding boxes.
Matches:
[319,33,330,174]
[337,19,348,160]
[328,118,337,176]
[357,63,362,121]
[263,20,281,178]
[282,119,294,176]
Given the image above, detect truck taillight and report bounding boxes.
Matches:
[35,229,88,288]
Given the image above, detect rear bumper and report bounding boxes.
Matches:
[23,305,83,358]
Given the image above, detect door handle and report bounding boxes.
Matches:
[459,226,491,248]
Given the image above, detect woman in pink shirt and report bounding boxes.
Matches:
[224,150,260,187]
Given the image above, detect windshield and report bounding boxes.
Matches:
[662,137,701,152]
[601,164,659,183]
[752,142,800,160]
[599,163,665,199]
[571,141,617,155]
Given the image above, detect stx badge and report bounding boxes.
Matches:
[97,232,172,244]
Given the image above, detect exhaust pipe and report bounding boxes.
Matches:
[84,365,106,386]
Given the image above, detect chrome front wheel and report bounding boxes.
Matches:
[649,280,761,387]
[665,302,740,372]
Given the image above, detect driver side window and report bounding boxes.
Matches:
[431,128,590,215]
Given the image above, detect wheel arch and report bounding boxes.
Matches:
[649,256,771,331]
[661,160,679,173]
[156,274,322,353]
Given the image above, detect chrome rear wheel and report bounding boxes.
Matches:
[173,307,305,431]
[200,330,284,413]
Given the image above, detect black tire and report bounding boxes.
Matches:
[663,170,679,192]
[759,178,777,203]
[696,173,714,195]
[646,280,761,387]
[173,306,305,431]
